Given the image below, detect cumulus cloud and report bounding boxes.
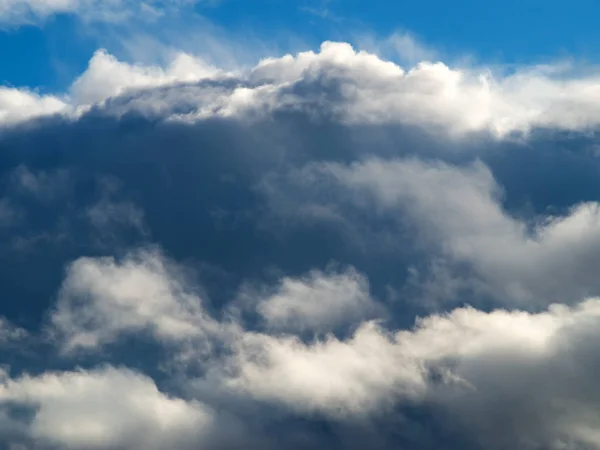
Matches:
[50,249,220,352]
[70,48,221,105]
[9,41,600,135]
[5,36,600,450]
[266,157,600,306]
[0,87,67,125]
[0,366,216,449]
[32,248,600,449]
[220,321,425,418]
[237,268,384,334]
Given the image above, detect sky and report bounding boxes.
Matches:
[4,1,600,450]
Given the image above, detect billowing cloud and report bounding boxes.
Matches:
[0,87,67,125]
[8,42,600,135]
[3,37,600,450]
[239,268,384,334]
[71,49,221,106]
[285,157,600,305]
[0,366,217,450]
[22,249,600,449]
[51,248,220,352]
[218,297,600,450]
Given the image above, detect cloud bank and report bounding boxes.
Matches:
[3,40,600,449]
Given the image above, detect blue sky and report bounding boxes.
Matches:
[2,0,600,92]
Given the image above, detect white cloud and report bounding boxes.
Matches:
[8,41,600,135]
[162,41,600,136]
[250,268,384,334]
[220,322,426,418]
[70,48,221,105]
[216,296,600,448]
[0,366,215,449]
[50,248,220,352]
[0,87,67,125]
[25,245,600,448]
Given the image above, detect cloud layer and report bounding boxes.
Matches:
[3,40,600,449]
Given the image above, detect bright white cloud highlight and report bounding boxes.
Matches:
[220,298,600,448]
[8,41,600,135]
[247,268,383,333]
[51,249,219,352]
[0,87,67,125]
[0,366,214,449]
[70,49,220,105]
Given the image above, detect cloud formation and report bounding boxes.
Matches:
[0,366,217,449]
[3,39,600,450]
[5,249,600,449]
[9,42,600,136]
[270,157,600,305]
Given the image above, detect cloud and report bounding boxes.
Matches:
[5,37,600,450]
[214,292,600,449]
[0,87,67,125]
[68,43,600,135]
[357,30,438,66]
[0,0,204,26]
[248,268,384,334]
[219,321,425,418]
[38,247,600,449]
[8,41,600,135]
[0,317,27,344]
[266,157,600,306]
[50,248,220,353]
[70,48,221,106]
[0,366,217,449]
[9,165,71,204]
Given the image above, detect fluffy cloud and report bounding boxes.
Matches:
[239,268,384,334]
[0,366,216,449]
[5,37,600,450]
[40,248,600,449]
[0,87,67,125]
[9,41,600,135]
[211,294,600,449]
[70,49,221,106]
[51,249,220,352]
